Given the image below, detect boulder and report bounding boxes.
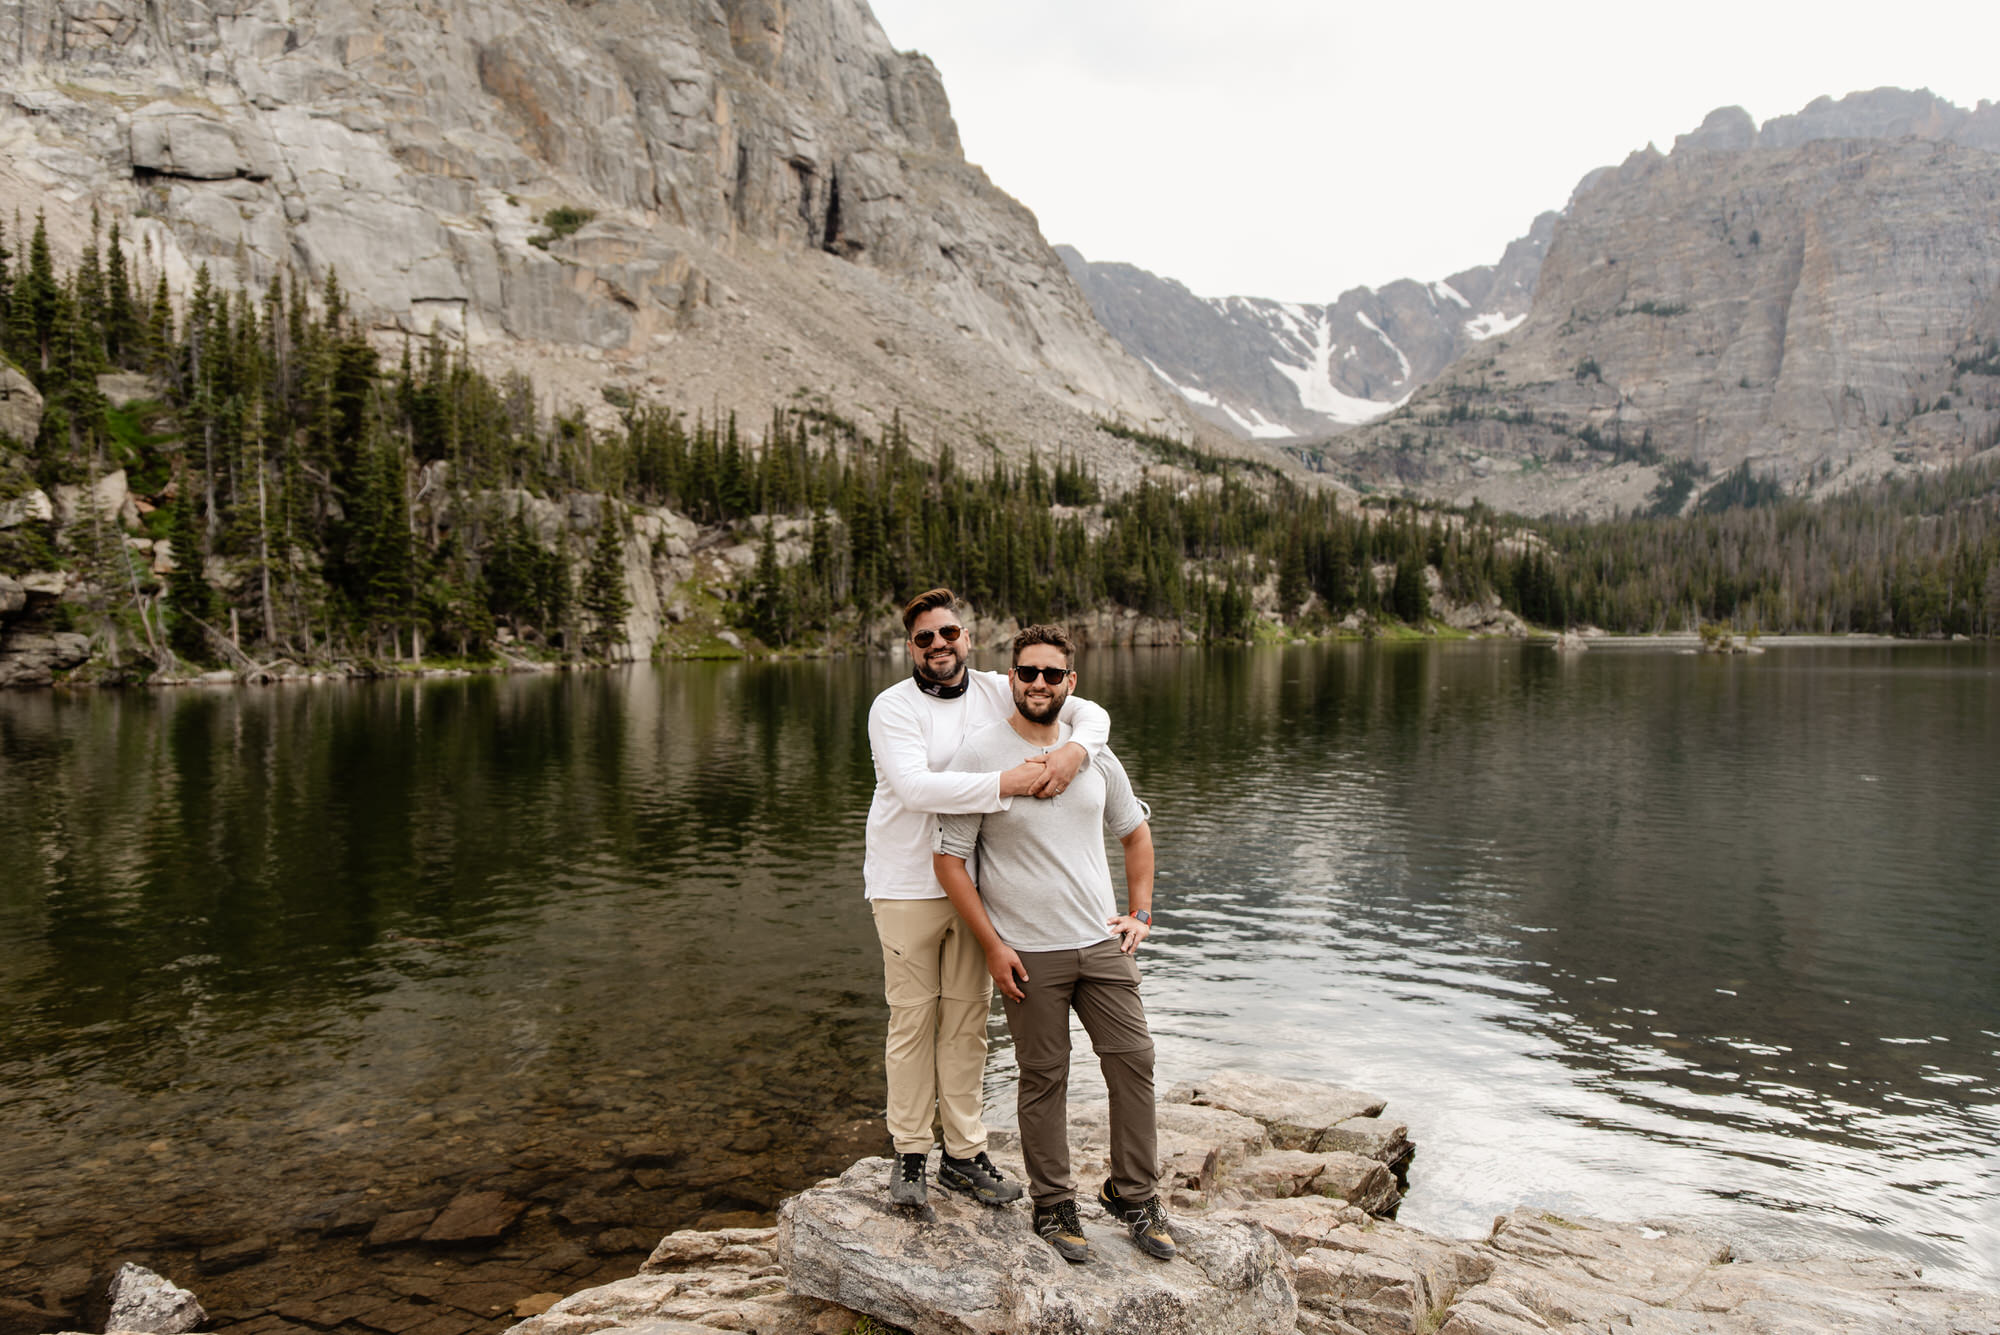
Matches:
[1319,1116,1411,1167]
[777,1158,1297,1335]
[0,488,52,529]
[1062,1098,1269,1194]
[1225,1149,1400,1215]
[103,1263,205,1335]
[52,470,130,528]
[0,362,41,444]
[0,629,91,688]
[1168,1070,1387,1151]
[0,575,23,617]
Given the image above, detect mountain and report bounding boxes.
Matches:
[0,0,1192,467]
[1058,217,1554,442]
[1323,89,2000,516]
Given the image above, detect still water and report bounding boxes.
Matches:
[1,642,1996,1323]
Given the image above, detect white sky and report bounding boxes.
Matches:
[863,0,2000,303]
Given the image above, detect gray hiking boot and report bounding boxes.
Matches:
[938,1150,1025,1205]
[888,1151,929,1208]
[1098,1180,1177,1260]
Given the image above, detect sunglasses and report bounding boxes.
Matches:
[1012,665,1072,685]
[911,625,963,648]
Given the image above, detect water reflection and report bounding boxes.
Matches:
[1,643,1996,1328]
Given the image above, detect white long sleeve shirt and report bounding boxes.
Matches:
[863,670,1109,899]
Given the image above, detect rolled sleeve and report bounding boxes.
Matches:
[1097,748,1149,839]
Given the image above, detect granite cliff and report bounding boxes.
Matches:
[0,0,1188,457]
[1320,89,2000,516]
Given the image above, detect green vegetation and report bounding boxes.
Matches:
[2,210,1997,681]
[528,205,596,249]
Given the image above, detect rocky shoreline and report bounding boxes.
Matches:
[502,1071,2000,1335]
[60,1071,1989,1335]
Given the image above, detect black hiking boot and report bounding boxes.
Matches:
[1032,1198,1091,1263]
[1098,1180,1177,1260]
[887,1151,929,1208]
[938,1150,1025,1205]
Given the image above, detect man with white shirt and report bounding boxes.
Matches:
[865,588,1110,1209]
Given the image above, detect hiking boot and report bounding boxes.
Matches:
[938,1150,1025,1205]
[1098,1180,1177,1260]
[1032,1199,1091,1263]
[888,1151,929,1208]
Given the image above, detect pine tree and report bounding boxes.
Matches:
[580,503,630,658]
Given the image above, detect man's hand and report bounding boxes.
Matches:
[987,943,1031,1002]
[1108,914,1150,954]
[1029,741,1088,798]
[998,755,1049,797]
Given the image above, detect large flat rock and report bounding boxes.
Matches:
[1168,1070,1388,1151]
[777,1158,1297,1335]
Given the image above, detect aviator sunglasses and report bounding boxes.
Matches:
[910,625,963,648]
[1012,665,1072,685]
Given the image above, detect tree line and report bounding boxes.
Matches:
[1,217,1996,677]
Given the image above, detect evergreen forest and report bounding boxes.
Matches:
[2,213,1998,680]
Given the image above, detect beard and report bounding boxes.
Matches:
[1013,686,1068,724]
[915,642,967,684]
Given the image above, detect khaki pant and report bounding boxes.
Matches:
[873,897,992,1158]
[1003,937,1158,1208]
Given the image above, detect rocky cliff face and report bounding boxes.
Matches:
[1322,89,2000,517]
[0,0,1184,456]
[1059,216,1555,445]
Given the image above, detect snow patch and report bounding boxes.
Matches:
[1466,310,1527,341]
[1432,280,1471,308]
[1272,313,1407,426]
[1146,357,1295,439]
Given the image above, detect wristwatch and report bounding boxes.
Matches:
[1132,910,1152,927]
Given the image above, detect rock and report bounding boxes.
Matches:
[422,1190,526,1243]
[1062,1098,1269,1193]
[196,1235,268,1274]
[0,629,92,688]
[1209,1196,1370,1254]
[364,1208,437,1249]
[776,1157,1297,1335]
[1319,1116,1411,1167]
[0,488,53,529]
[52,470,130,528]
[1226,1149,1400,1215]
[102,1263,205,1335]
[96,373,156,408]
[1168,1070,1387,1150]
[641,1226,780,1273]
[1292,1220,1492,1335]
[511,1294,563,1319]
[0,576,23,617]
[0,362,42,444]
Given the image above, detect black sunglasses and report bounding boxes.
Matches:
[911,625,963,648]
[1012,665,1072,685]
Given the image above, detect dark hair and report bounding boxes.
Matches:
[901,587,957,634]
[1011,624,1075,667]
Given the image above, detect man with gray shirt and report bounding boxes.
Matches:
[931,624,1175,1265]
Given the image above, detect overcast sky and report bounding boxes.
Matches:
[864,0,1999,303]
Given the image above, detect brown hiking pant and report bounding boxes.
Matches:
[1003,937,1158,1208]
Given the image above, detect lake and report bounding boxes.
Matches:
[1,641,1995,1331]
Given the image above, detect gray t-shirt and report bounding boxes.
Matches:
[933,721,1149,952]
